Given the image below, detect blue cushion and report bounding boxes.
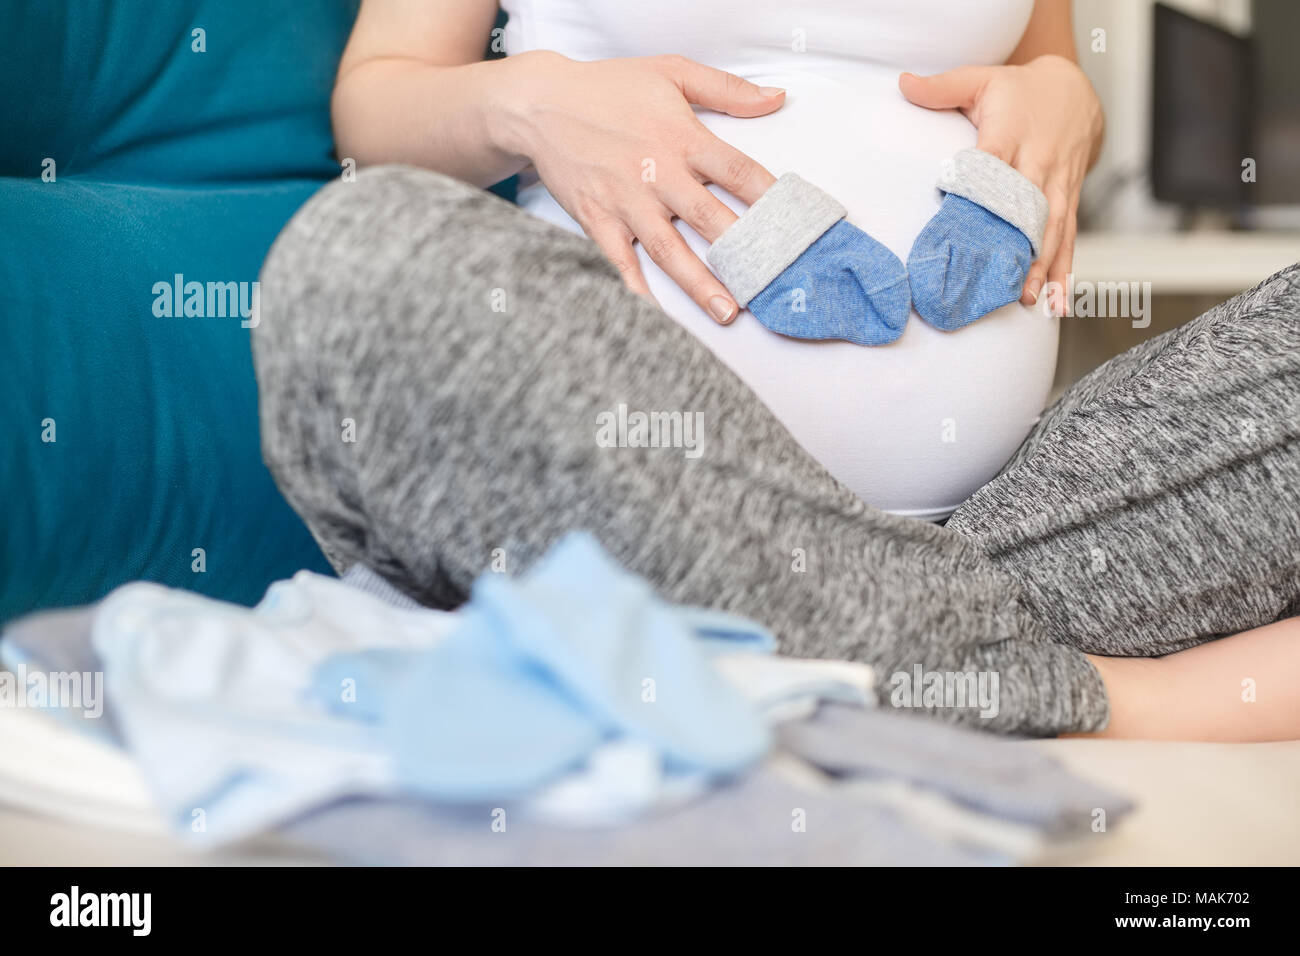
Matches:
[0,176,338,622]
[0,1,356,184]
[0,0,362,623]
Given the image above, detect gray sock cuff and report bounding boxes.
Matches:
[707,173,846,307]
[939,148,1049,256]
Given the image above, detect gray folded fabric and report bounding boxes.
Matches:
[280,765,991,866]
[3,583,1133,861]
[777,703,1133,837]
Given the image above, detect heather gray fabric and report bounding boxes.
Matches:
[280,765,989,866]
[778,703,1133,837]
[706,172,845,306]
[2,574,1123,865]
[253,166,1102,737]
[949,264,1300,656]
[939,148,1049,254]
[251,165,1297,736]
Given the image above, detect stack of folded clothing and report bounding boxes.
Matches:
[0,534,1132,865]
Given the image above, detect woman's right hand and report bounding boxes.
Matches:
[497,52,784,323]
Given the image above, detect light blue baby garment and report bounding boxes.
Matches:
[88,571,459,843]
[311,532,774,801]
[706,173,910,346]
[907,195,1035,330]
[748,220,911,346]
[32,536,809,843]
[906,147,1050,330]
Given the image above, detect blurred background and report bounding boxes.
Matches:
[1060,0,1298,394]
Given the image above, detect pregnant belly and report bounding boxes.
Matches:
[517,67,1058,520]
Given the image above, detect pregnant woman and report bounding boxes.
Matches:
[335,0,1097,517]
[253,0,1300,738]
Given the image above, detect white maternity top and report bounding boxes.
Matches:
[501,0,1057,520]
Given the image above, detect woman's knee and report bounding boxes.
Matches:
[255,164,633,379]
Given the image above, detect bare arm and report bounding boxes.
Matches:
[332,0,529,186]
[1006,0,1079,65]
[1004,0,1104,168]
[332,0,785,322]
[899,0,1102,311]
[1083,616,1300,741]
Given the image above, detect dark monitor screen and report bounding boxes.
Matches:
[1252,0,1300,204]
[1151,3,1252,208]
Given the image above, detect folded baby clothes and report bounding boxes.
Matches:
[280,702,1134,866]
[777,703,1133,838]
[325,545,878,829]
[4,553,1133,864]
[310,532,774,802]
[280,762,989,866]
[707,173,910,345]
[0,565,447,743]
[426,636,876,831]
[907,147,1049,330]
[86,570,460,843]
[2,540,881,842]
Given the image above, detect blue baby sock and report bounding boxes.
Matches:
[310,533,772,801]
[707,173,910,346]
[907,148,1049,331]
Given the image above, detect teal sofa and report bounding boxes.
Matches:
[0,1,366,623]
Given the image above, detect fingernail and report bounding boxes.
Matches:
[709,295,737,324]
[758,87,785,97]
[1027,278,1043,303]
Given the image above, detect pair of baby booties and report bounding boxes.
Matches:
[706,148,1051,345]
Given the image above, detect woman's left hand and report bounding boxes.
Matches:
[899,54,1103,313]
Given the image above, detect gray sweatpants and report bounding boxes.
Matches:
[252,166,1300,736]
